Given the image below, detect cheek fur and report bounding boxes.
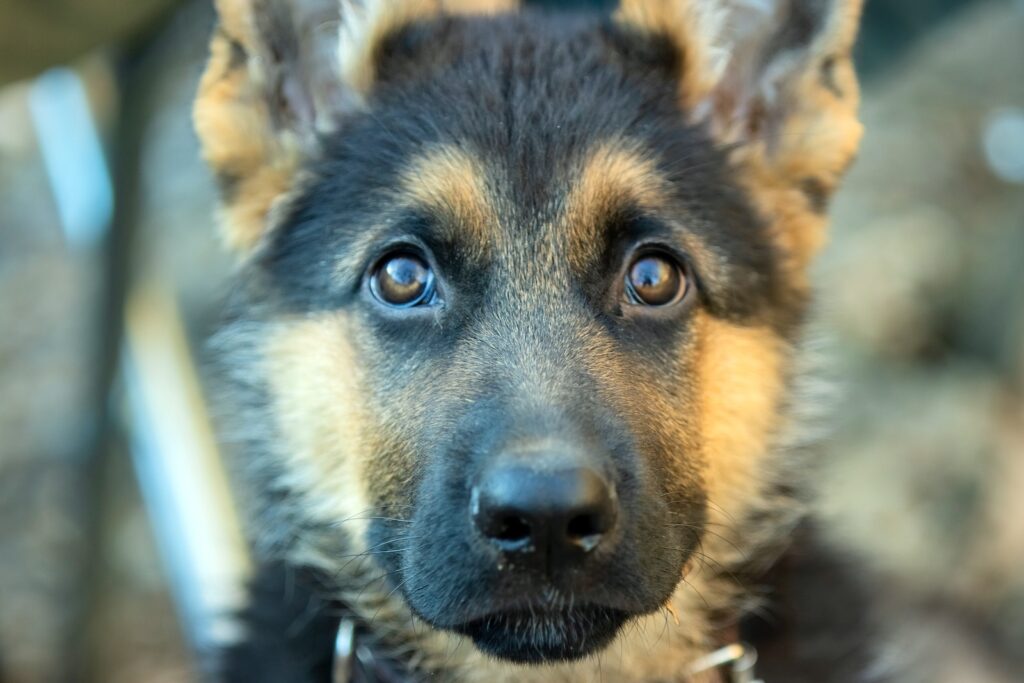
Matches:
[694,311,787,531]
[263,314,376,551]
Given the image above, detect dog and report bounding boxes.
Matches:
[193,0,871,680]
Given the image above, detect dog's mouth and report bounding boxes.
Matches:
[451,605,630,663]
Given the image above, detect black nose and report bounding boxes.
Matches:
[471,464,618,566]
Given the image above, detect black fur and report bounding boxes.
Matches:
[220,564,340,683]
[741,524,883,683]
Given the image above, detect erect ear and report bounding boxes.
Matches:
[194,0,516,255]
[616,0,864,268]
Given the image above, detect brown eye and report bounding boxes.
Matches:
[370,252,435,307]
[625,253,687,307]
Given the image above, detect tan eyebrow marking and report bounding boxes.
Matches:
[559,141,664,268]
[560,139,717,273]
[333,144,499,278]
[398,144,500,245]
[566,140,668,216]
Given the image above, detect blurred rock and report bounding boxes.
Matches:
[820,2,1024,679]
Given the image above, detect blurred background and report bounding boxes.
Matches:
[0,0,1021,681]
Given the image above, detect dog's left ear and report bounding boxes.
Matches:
[617,0,864,265]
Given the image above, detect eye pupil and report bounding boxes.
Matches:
[626,254,685,307]
[372,253,433,307]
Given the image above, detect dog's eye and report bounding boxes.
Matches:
[370,252,435,307]
[625,253,688,307]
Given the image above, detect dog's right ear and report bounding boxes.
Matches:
[195,0,515,255]
[195,0,348,254]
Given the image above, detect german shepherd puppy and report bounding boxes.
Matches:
[194,0,867,680]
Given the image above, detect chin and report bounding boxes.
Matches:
[452,606,630,664]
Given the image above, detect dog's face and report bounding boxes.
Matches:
[197,0,862,667]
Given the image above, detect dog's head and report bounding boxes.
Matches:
[197,0,862,668]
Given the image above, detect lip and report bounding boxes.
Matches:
[451,605,630,663]
[422,585,620,626]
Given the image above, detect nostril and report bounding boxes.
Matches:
[493,514,532,545]
[566,512,600,540]
[566,510,611,552]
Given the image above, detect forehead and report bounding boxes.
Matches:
[366,12,728,230]
[264,10,783,320]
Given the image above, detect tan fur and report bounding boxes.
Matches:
[327,145,500,277]
[741,165,831,283]
[194,29,304,253]
[561,140,718,275]
[214,0,262,49]
[399,145,499,244]
[695,314,787,548]
[254,137,800,681]
[263,315,375,548]
[564,140,667,219]
[728,42,863,269]
[560,139,669,274]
